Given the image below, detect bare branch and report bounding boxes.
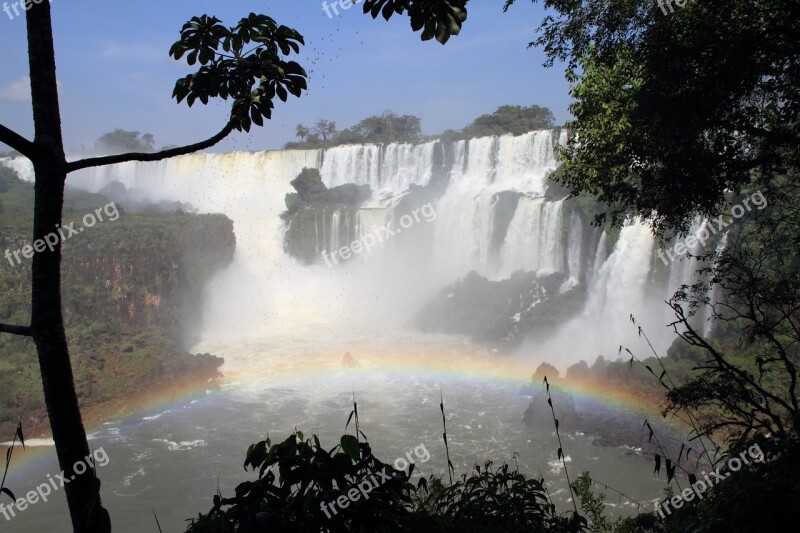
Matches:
[0,124,35,159]
[0,323,32,337]
[66,120,236,173]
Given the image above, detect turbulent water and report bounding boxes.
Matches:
[2,131,702,532]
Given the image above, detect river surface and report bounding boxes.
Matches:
[6,326,668,532]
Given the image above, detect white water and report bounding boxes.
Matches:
[1,131,696,532]
[3,130,690,363]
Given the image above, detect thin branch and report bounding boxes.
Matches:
[65,119,236,173]
[0,124,35,159]
[590,477,645,510]
[0,323,32,337]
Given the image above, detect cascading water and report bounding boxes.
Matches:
[561,211,584,292]
[1,131,693,532]
[2,129,697,361]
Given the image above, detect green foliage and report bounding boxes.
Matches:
[169,13,307,132]
[421,461,584,532]
[185,431,417,532]
[287,105,558,149]
[660,182,800,452]
[288,111,423,149]
[654,445,800,532]
[94,130,156,155]
[572,473,612,533]
[0,183,233,430]
[503,0,799,234]
[187,430,586,533]
[460,105,556,138]
[0,165,21,194]
[361,0,468,45]
[340,111,422,144]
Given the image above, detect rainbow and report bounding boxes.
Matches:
[2,348,679,478]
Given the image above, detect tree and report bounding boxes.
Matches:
[502,0,799,235]
[290,120,335,145]
[0,3,466,531]
[462,105,555,137]
[343,110,422,144]
[666,183,800,452]
[0,7,307,531]
[94,129,156,155]
[314,118,337,141]
[294,123,312,143]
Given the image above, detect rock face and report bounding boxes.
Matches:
[0,176,235,436]
[412,270,587,348]
[281,168,371,264]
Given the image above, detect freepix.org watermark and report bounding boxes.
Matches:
[322,0,360,19]
[657,0,692,16]
[4,202,120,268]
[655,443,764,519]
[0,447,110,521]
[320,443,430,519]
[656,191,766,266]
[3,0,53,21]
[321,203,436,267]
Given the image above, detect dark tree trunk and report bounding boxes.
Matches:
[26,3,110,532]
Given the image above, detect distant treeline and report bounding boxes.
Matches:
[284,105,557,149]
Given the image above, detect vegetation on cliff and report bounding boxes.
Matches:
[0,169,234,435]
[285,105,557,150]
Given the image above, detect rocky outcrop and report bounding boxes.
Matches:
[412,270,587,348]
[281,168,371,264]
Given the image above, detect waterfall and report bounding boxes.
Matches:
[0,129,708,363]
[501,198,565,277]
[588,231,608,290]
[561,211,583,291]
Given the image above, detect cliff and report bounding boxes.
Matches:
[0,171,235,436]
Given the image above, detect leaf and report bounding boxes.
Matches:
[340,435,359,460]
[666,459,675,482]
[0,487,15,502]
[654,454,661,475]
[644,420,654,443]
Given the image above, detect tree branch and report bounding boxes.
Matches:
[0,124,36,159]
[0,323,32,337]
[65,119,236,173]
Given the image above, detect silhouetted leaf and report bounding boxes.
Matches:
[340,435,359,460]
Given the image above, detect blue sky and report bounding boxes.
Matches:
[0,0,571,152]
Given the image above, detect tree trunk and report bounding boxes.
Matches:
[26,4,110,532]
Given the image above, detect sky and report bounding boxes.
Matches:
[0,0,571,153]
